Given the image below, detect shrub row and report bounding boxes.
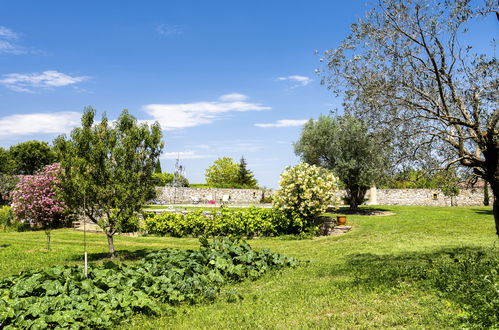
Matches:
[142,207,313,237]
[0,237,298,328]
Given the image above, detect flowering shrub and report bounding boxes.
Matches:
[272,163,339,225]
[11,163,67,230]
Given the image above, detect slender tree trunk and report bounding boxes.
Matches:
[106,233,115,258]
[45,230,51,251]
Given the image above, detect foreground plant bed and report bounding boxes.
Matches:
[0,238,298,328]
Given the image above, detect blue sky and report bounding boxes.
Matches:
[0,1,496,188]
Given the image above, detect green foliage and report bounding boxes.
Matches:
[205,157,240,188]
[154,160,162,174]
[0,147,13,175]
[8,140,56,175]
[0,238,297,328]
[295,115,390,209]
[152,172,189,187]
[142,207,310,237]
[436,170,460,204]
[152,172,173,186]
[419,249,498,327]
[383,169,441,189]
[237,156,258,188]
[0,206,12,231]
[273,163,339,225]
[53,107,164,256]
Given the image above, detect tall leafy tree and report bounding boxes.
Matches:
[205,157,240,187]
[237,156,258,188]
[320,0,499,233]
[54,107,164,257]
[9,140,56,175]
[295,114,390,209]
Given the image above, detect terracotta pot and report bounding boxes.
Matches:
[337,215,347,225]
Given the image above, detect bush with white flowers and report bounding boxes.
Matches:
[273,163,339,225]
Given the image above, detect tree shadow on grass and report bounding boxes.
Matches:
[69,248,153,262]
[339,246,498,327]
[470,208,493,216]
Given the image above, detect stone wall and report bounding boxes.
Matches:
[155,186,489,207]
[155,187,274,204]
[363,187,488,207]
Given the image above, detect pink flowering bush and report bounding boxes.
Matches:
[11,163,67,229]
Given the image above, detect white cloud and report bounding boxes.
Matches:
[0,70,89,92]
[0,26,25,54]
[143,94,271,130]
[218,93,248,101]
[276,75,312,88]
[156,24,183,36]
[161,151,212,159]
[255,119,308,128]
[0,26,18,39]
[0,112,81,136]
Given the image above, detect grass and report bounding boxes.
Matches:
[1,205,497,328]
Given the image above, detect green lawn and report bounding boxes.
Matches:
[1,205,497,328]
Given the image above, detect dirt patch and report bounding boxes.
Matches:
[25,248,55,253]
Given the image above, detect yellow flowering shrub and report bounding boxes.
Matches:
[273,163,339,221]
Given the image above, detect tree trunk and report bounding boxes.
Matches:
[106,233,115,258]
[490,181,499,237]
[348,185,368,210]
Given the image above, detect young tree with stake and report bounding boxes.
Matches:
[54,108,164,257]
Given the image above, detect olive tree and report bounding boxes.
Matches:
[295,114,390,209]
[320,0,499,234]
[54,107,163,257]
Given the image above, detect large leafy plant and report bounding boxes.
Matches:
[0,238,297,328]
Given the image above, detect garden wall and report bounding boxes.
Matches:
[156,186,489,207]
[364,187,488,207]
[155,187,274,204]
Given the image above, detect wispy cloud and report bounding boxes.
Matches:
[218,93,248,101]
[0,70,89,92]
[156,24,183,36]
[0,112,81,136]
[0,25,25,54]
[255,119,308,128]
[276,75,312,88]
[161,151,212,159]
[143,93,271,130]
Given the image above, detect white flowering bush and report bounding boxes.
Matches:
[273,163,339,226]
